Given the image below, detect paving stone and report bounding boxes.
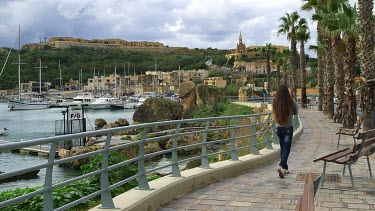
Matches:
[251,203,279,209]
[316,196,340,203]
[197,199,228,206]
[227,201,253,207]
[332,193,355,199]
[205,195,237,201]
[341,198,365,204]
[347,203,372,209]
[267,198,292,205]
[236,196,267,203]
[321,202,346,208]
[185,204,212,210]
[208,206,236,211]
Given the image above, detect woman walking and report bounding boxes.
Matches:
[272,85,298,178]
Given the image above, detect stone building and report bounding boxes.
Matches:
[203,77,227,88]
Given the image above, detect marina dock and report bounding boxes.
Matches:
[0,141,58,157]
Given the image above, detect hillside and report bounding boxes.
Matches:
[0,46,229,90]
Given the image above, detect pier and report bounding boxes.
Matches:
[0,141,58,157]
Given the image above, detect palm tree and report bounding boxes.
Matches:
[341,4,358,128]
[278,11,301,100]
[306,1,335,118]
[320,0,348,122]
[357,0,375,130]
[296,19,310,108]
[301,0,327,112]
[260,43,277,96]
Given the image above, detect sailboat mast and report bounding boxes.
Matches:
[114,66,117,98]
[18,26,21,100]
[39,59,42,94]
[59,60,62,92]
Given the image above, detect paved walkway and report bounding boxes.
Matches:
[159,108,375,211]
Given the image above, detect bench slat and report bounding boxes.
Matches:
[296,172,315,211]
[313,148,351,162]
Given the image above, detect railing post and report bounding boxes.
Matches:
[137,127,151,189]
[201,120,211,168]
[251,115,260,155]
[265,114,273,149]
[171,123,181,177]
[293,115,299,132]
[100,133,115,209]
[230,118,239,161]
[43,142,57,211]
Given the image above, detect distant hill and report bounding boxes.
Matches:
[0,46,229,90]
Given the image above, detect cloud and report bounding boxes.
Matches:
[0,0,360,57]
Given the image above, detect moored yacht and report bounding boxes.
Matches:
[69,92,96,109]
[9,94,51,110]
[91,97,112,109]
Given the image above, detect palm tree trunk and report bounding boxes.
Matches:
[276,64,281,87]
[324,35,335,119]
[332,35,345,123]
[342,34,357,128]
[290,35,298,100]
[358,0,375,130]
[300,42,307,108]
[317,23,324,111]
[266,53,271,96]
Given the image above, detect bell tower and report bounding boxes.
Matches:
[236,31,246,54]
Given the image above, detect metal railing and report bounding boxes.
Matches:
[0,113,300,210]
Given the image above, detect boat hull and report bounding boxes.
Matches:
[91,104,110,109]
[8,100,51,110]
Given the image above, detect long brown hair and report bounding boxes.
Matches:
[272,85,294,125]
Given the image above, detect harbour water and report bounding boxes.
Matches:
[0,102,135,190]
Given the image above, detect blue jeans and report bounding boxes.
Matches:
[276,126,293,170]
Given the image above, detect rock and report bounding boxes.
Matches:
[94,118,107,128]
[133,97,183,124]
[179,82,226,118]
[180,82,197,117]
[102,123,119,129]
[115,118,129,127]
[195,84,225,106]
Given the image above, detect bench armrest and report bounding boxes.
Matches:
[313,147,350,162]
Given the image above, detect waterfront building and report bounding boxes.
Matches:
[203,77,227,88]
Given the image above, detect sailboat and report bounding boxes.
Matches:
[8,27,51,110]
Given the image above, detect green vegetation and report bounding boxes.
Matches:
[0,46,229,90]
[0,151,159,210]
[193,102,253,118]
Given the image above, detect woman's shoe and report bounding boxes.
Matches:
[277,166,284,178]
[284,169,289,174]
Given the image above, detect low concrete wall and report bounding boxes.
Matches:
[90,117,303,211]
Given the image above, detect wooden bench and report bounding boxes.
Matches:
[336,115,363,149]
[314,129,375,189]
[295,172,322,211]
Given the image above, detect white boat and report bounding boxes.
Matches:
[124,101,138,109]
[0,128,8,135]
[8,98,51,110]
[91,97,112,109]
[69,93,96,110]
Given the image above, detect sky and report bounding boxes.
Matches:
[0,0,358,57]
